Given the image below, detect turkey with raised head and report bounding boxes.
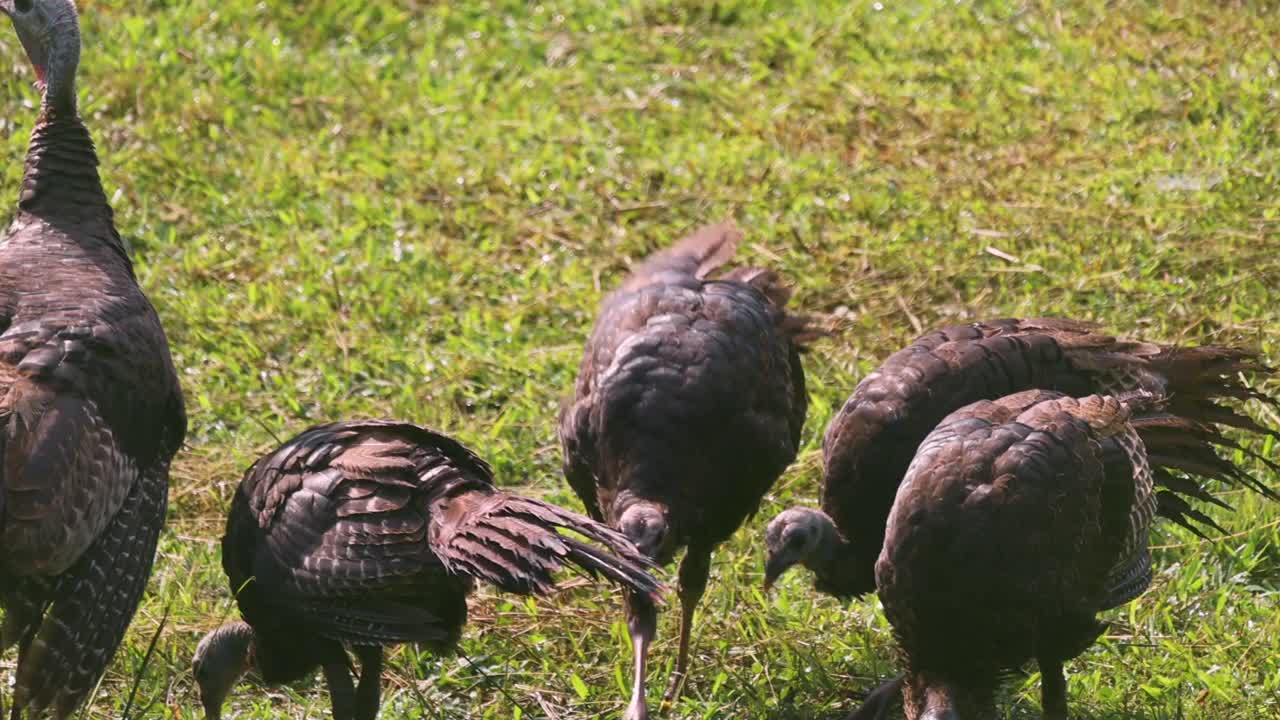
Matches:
[0,0,186,717]
[192,420,663,720]
[559,222,820,720]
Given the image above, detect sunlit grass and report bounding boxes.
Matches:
[0,1,1277,718]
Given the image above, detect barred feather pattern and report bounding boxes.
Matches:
[222,420,662,684]
[432,493,664,596]
[9,462,167,718]
[818,317,1278,599]
[875,391,1169,719]
[1,46,185,720]
[559,222,817,550]
[1099,420,1156,608]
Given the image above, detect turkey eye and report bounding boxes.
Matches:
[14,0,32,13]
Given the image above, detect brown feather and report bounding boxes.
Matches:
[875,392,1157,719]
[0,6,185,717]
[217,420,662,717]
[816,317,1278,599]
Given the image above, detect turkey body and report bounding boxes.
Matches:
[768,318,1276,599]
[762,318,1277,719]
[0,227,184,717]
[559,223,815,719]
[876,391,1155,720]
[0,3,186,716]
[822,319,1153,598]
[201,420,661,720]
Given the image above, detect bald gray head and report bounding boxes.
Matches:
[763,506,839,590]
[192,621,255,720]
[1,0,81,116]
[616,501,671,561]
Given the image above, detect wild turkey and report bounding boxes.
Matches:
[869,390,1167,719]
[559,222,819,720]
[765,318,1277,593]
[192,420,663,720]
[0,1,186,717]
[762,318,1278,718]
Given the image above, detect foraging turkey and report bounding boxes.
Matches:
[871,390,1170,720]
[559,222,819,720]
[193,420,663,720]
[0,0,186,717]
[763,318,1278,718]
[765,318,1277,594]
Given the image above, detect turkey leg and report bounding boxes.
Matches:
[354,645,383,720]
[623,591,657,720]
[323,656,357,720]
[9,609,41,720]
[1038,656,1068,720]
[662,546,710,707]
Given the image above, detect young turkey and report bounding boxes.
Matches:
[762,319,1277,718]
[0,0,186,717]
[559,222,820,720]
[193,420,663,720]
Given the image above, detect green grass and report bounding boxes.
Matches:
[2,0,1279,718]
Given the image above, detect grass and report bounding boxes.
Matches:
[1,0,1278,717]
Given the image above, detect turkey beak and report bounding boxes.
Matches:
[763,552,790,592]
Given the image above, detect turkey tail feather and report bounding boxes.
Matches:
[1149,346,1280,439]
[718,266,829,349]
[1122,347,1279,534]
[618,222,826,348]
[624,222,742,288]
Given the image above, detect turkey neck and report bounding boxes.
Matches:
[40,0,83,122]
[15,3,121,244]
[805,522,841,579]
[810,528,873,599]
[24,0,101,222]
[21,113,103,209]
[15,113,132,269]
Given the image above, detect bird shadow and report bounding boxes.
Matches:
[756,708,853,720]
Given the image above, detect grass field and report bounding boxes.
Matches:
[2,0,1279,718]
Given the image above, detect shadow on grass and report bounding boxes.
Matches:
[758,707,852,720]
